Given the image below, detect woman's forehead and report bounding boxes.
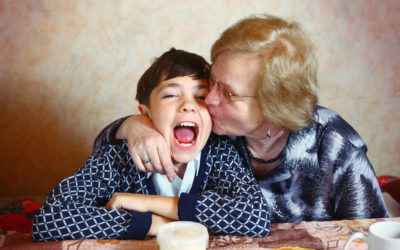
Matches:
[212,52,260,90]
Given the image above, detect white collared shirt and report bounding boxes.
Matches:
[148,153,201,197]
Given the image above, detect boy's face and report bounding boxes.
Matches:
[139,76,212,163]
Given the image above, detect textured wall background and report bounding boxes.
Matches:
[0,0,399,201]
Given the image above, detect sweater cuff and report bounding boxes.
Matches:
[178,193,198,221]
[125,211,152,240]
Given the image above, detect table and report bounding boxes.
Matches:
[1,217,399,249]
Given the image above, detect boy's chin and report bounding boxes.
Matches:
[171,152,198,164]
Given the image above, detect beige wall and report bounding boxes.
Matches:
[1,0,399,201]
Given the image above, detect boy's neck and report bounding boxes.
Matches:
[173,161,188,179]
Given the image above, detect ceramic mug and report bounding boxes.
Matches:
[344,221,400,250]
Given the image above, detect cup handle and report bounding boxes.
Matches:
[343,232,368,250]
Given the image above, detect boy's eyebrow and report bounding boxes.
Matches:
[153,83,179,95]
[160,82,180,89]
[158,81,209,91]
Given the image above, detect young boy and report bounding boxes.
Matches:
[32,48,270,241]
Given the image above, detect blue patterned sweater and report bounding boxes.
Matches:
[88,106,388,225]
[32,134,270,241]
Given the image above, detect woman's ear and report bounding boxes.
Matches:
[138,104,149,116]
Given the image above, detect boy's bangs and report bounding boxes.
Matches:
[162,61,209,82]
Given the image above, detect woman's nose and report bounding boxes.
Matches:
[205,84,221,106]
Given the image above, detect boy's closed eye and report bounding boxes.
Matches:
[163,94,177,99]
[195,88,209,101]
[196,95,206,101]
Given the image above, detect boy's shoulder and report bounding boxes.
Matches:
[204,133,241,159]
[202,133,248,177]
[206,133,236,149]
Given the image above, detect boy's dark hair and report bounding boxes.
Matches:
[136,48,210,106]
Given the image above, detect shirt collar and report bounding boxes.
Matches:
[147,152,202,197]
[146,153,201,179]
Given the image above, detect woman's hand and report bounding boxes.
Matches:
[116,115,177,182]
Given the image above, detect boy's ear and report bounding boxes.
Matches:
[138,104,149,116]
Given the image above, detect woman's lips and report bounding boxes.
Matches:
[208,109,219,122]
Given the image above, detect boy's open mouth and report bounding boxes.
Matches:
[173,121,199,148]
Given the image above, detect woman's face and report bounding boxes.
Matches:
[205,51,268,137]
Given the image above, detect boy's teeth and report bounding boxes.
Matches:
[180,122,195,127]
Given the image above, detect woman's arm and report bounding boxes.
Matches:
[92,116,130,151]
[333,149,388,219]
[93,115,176,181]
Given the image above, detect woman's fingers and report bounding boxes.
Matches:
[125,114,176,181]
[147,145,164,174]
[141,157,154,172]
[131,150,146,172]
[157,143,176,182]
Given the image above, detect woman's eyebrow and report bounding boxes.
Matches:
[210,74,228,86]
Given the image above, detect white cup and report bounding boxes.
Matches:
[344,221,400,250]
[156,221,209,250]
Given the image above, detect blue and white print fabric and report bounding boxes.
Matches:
[234,106,388,223]
[90,105,388,224]
[32,134,270,241]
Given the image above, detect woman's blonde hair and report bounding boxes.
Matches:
[211,14,318,131]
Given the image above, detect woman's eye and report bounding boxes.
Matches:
[196,96,206,100]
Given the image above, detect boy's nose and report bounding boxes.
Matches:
[180,100,196,112]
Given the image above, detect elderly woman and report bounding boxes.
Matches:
[95,14,388,223]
